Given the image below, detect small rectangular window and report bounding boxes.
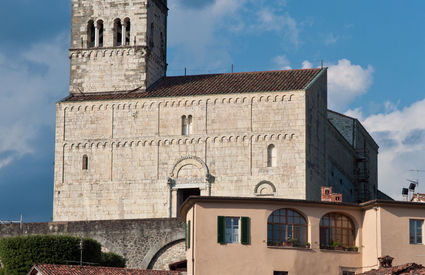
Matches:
[274,272,288,275]
[225,217,239,243]
[342,272,355,275]
[410,219,423,244]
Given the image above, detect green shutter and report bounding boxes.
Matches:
[217,216,225,244]
[241,217,250,245]
[187,221,191,249]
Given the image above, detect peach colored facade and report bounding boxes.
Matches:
[181,197,425,275]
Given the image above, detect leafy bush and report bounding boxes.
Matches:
[100,252,126,267]
[0,235,103,275]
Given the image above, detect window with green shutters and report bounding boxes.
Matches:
[241,217,250,244]
[217,216,250,245]
[217,216,225,244]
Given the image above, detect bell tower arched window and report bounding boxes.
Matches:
[96,20,104,47]
[114,19,123,46]
[267,144,276,167]
[124,18,131,46]
[87,20,95,48]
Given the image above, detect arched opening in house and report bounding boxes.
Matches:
[96,20,104,47]
[114,19,123,46]
[267,144,276,167]
[87,20,95,48]
[124,18,131,45]
[319,212,355,249]
[267,208,307,246]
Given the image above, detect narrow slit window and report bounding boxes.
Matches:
[87,20,95,48]
[267,144,276,167]
[82,155,89,170]
[182,115,188,136]
[97,20,104,47]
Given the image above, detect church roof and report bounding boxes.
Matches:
[63,68,323,102]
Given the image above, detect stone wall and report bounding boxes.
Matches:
[53,90,309,221]
[151,240,186,270]
[0,218,185,269]
[305,69,328,201]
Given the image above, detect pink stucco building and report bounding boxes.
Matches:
[181,196,425,275]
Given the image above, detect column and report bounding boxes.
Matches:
[121,24,126,46]
[95,25,99,47]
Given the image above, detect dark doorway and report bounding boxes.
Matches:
[177,188,200,215]
[169,260,187,271]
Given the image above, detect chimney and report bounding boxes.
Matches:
[321,187,343,203]
[378,256,394,268]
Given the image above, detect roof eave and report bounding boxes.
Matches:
[303,67,327,90]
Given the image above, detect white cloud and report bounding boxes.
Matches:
[352,99,425,200]
[273,55,292,70]
[167,0,246,74]
[167,0,300,74]
[256,8,299,45]
[327,59,374,110]
[302,60,313,69]
[0,34,68,171]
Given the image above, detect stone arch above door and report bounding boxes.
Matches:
[168,156,212,188]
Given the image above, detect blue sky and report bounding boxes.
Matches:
[0,0,424,221]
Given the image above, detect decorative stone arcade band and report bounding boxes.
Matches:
[86,18,131,48]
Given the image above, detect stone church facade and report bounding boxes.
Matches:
[53,0,378,222]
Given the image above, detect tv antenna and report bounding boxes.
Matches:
[401,169,425,201]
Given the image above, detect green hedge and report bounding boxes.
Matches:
[0,235,124,275]
[100,252,126,267]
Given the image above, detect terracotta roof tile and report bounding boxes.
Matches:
[63,68,323,102]
[30,264,182,275]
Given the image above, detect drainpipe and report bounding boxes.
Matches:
[375,206,379,268]
[192,204,195,275]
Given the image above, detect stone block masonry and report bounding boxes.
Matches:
[0,218,185,269]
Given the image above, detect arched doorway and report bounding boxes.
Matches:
[168,156,212,217]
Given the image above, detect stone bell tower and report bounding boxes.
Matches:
[69,0,167,94]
